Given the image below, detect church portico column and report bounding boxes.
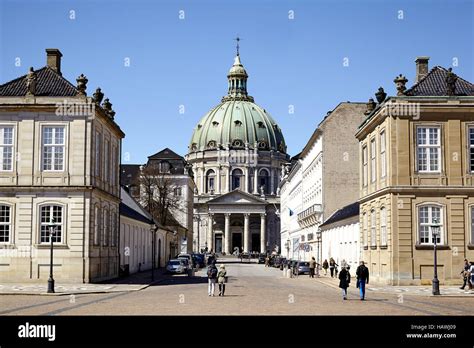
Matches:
[243,213,250,253]
[260,213,266,253]
[226,166,230,192]
[200,167,205,194]
[244,167,249,193]
[216,166,221,194]
[207,213,214,252]
[224,213,231,254]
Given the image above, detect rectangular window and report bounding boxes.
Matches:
[469,128,474,172]
[371,210,376,247]
[363,213,368,247]
[174,187,182,196]
[40,205,63,243]
[94,206,100,246]
[95,132,101,177]
[471,206,474,244]
[417,127,441,173]
[370,139,376,182]
[380,207,387,246]
[42,126,65,171]
[380,131,386,178]
[103,210,109,246]
[111,212,117,247]
[0,126,14,171]
[418,205,443,245]
[362,146,368,186]
[104,140,109,183]
[0,205,11,243]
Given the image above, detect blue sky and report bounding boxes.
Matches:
[0,0,473,164]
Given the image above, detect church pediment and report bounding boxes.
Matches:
[207,189,267,205]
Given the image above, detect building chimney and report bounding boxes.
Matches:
[415,56,429,83]
[46,48,63,75]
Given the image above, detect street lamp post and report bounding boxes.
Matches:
[47,218,56,293]
[316,229,322,265]
[431,218,441,296]
[194,215,201,253]
[150,224,157,282]
[285,239,290,259]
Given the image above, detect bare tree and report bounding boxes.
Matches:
[139,164,181,226]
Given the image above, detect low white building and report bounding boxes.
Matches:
[119,187,174,275]
[319,202,360,271]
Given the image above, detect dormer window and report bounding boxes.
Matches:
[191,143,197,151]
[207,140,217,148]
[234,120,242,127]
[257,121,265,129]
[232,139,243,147]
[258,140,268,149]
[212,121,219,127]
[197,124,202,129]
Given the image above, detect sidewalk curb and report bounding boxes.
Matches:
[0,279,167,296]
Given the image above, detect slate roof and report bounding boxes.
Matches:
[120,187,153,225]
[120,164,141,187]
[148,148,183,160]
[320,202,359,228]
[405,66,474,96]
[0,66,78,97]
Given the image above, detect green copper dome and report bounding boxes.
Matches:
[189,54,287,154]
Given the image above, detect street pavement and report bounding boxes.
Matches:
[0,261,472,315]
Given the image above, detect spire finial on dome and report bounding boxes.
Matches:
[234,36,241,56]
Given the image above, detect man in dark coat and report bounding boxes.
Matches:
[338,266,351,300]
[309,257,316,278]
[356,261,369,300]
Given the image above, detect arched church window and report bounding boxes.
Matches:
[258,140,268,149]
[232,139,243,148]
[258,168,270,194]
[232,168,243,190]
[206,169,216,194]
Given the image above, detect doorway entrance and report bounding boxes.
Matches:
[232,232,242,254]
[251,233,260,252]
[215,234,223,253]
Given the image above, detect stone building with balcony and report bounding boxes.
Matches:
[356,57,474,285]
[280,102,366,261]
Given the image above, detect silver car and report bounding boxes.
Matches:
[166,259,187,274]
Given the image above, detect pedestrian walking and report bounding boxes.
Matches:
[338,266,351,300]
[356,261,369,300]
[217,264,227,296]
[322,259,329,276]
[470,261,474,290]
[309,257,316,278]
[329,257,336,278]
[207,262,218,296]
[265,255,270,267]
[460,259,470,290]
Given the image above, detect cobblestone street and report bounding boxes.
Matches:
[1,262,472,315]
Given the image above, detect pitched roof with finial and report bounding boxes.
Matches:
[0,66,78,97]
[405,66,474,96]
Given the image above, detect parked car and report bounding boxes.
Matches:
[297,261,311,275]
[177,253,194,268]
[166,259,187,274]
[258,253,266,264]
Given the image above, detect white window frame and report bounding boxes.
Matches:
[104,139,110,183]
[95,132,101,177]
[416,126,441,173]
[370,209,376,247]
[470,206,474,245]
[363,212,368,247]
[417,204,444,245]
[380,130,386,178]
[94,205,100,246]
[111,211,117,247]
[380,207,387,246]
[103,209,109,246]
[0,204,12,243]
[41,126,66,171]
[468,127,474,173]
[370,139,376,183]
[39,204,65,244]
[0,126,14,172]
[362,145,368,187]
